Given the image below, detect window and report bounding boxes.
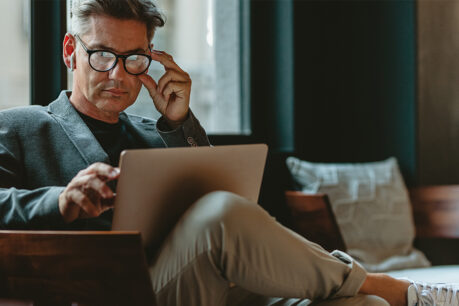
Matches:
[0,0,30,109]
[67,0,249,135]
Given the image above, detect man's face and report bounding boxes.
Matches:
[72,15,150,118]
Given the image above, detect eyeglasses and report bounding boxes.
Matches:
[75,35,152,75]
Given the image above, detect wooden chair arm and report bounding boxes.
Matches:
[409,185,459,239]
[0,231,154,305]
[408,185,459,264]
[285,191,346,252]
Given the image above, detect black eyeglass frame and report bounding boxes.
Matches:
[75,35,153,76]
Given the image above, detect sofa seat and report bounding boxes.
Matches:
[386,265,459,283]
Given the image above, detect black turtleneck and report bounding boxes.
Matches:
[76,111,141,167]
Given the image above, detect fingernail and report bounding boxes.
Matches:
[110,168,120,176]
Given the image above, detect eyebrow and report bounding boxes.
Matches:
[90,43,147,54]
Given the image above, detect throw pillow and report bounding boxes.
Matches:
[286,156,431,272]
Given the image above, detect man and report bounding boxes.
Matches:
[0,0,456,305]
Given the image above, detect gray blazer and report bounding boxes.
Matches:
[0,91,209,229]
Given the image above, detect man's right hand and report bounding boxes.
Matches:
[59,162,120,223]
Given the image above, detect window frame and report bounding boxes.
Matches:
[30,0,67,106]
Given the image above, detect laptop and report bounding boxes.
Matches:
[111,144,268,250]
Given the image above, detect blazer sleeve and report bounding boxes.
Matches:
[156,110,211,147]
[0,112,66,229]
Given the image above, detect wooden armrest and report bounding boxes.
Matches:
[409,185,459,238]
[408,185,459,264]
[285,191,346,252]
[0,231,154,305]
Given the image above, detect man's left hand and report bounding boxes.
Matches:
[138,50,191,130]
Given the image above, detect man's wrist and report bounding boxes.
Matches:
[164,118,185,130]
[162,112,190,131]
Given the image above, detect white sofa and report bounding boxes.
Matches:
[387,265,459,283]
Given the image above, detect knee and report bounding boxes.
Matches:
[188,191,263,233]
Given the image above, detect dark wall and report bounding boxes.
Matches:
[293,0,417,185]
[251,0,417,223]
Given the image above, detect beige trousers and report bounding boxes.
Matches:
[149,191,389,306]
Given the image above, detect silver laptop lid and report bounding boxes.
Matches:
[111,144,268,249]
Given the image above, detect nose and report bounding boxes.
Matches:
[108,58,128,80]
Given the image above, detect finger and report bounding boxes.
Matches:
[150,50,184,72]
[72,174,114,199]
[138,73,159,97]
[157,70,190,94]
[152,50,174,62]
[101,196,116,210]
[85,175,114,199]
[138,73,169,113]
[79,162,120,180]
[163,82,188,102]
[68,189,100,218]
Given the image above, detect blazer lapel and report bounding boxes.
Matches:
[47,91,110,166]
[119,112,166,148]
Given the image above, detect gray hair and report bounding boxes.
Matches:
[70,0,165,42]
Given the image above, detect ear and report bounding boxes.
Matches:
[63,33,76,70]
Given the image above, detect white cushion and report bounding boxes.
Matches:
[386,265,459,283]
[286,156,431,272]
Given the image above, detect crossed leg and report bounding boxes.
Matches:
[149,191,406,306]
